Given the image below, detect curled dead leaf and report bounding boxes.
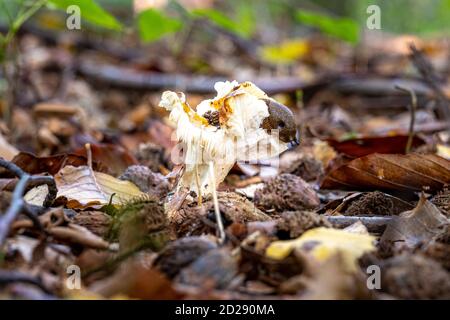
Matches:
[381,195,449,248]
[55,165,145,209]
[321,153,450,193]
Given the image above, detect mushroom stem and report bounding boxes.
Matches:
[209,161,226,244]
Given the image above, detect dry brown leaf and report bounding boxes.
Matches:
[327,135,425,158]
[90,255,182,299]
[321,153,450,192]
[12,152,93,175]
[55,165,145,209]
[381,195,449,248]
[299,253,371,300]
[72,143,138,177]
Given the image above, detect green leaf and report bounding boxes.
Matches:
[137,8,182,43]
[192,8,253,38]
[235,3,255,38]
[48,0,122,30]
[296,10,359,44]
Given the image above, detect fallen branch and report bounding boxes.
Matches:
[325,215,393,233]
[77,60,304,95]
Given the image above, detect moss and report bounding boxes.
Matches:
[109,195,169,252]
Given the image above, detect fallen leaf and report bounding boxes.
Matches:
[260,39,309,64]
[266,227,375,272]
[436,144,450,160]
[299,253,371,299]
[55,165,145,209]
[321,153,450,192]
[381,195,449,248]
[12,152,95,175]
[327,135,425,158]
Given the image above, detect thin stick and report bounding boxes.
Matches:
[395,85,417,154]
[326,216,393,233]
[409,43,450,128]
[0,172,29,246]
[85,143,92,169]
[0,158,55,247]
[208,161,225,244]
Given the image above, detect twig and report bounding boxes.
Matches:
[395,85,417,153]
[325,215,393,233]
[85,143,92,169]
[409,44,450,131]
[0,158,55,247]
[209,161,226,244]
[0,269,52,294]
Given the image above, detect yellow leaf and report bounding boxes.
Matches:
[266,227,375,272]
[55,165,145,209]
[436,144,450,160]
[260,39,309,64]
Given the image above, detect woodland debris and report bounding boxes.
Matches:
[175,248,239,290]
[111,196,169,253]
[254,174,319,212]
[276,211,331,239]
[380,253,450,299]
[54,165,145,208]
[321,153,450,193]
[154,236,217,279]
[431,186,450,217]
[381,196,449,248]
[266,227,375,272]
[279,152,324,182]
[119,165,170,199]
[0,158,56,247]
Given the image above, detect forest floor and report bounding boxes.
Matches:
[0,23,449,300]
